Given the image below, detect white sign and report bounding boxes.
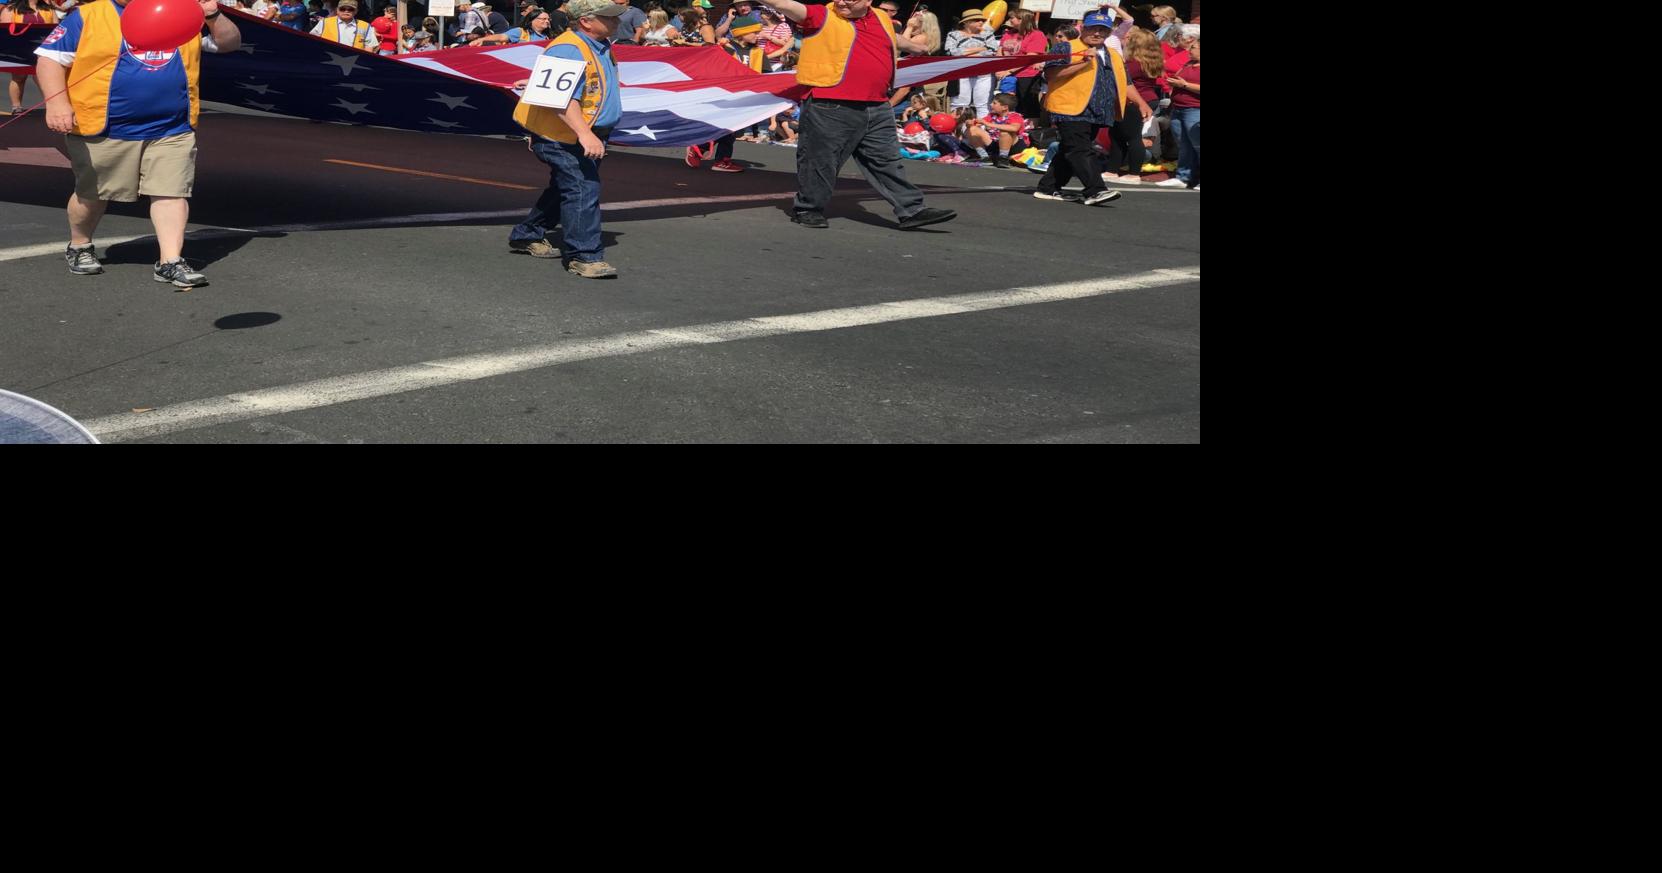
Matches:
[1050,0,1101,20]
[429,0,455,15]
[1020,0,1055,11]
[519,53,588,110]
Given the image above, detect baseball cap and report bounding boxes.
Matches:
[566,0,625,17]
[1081,10,1113,28]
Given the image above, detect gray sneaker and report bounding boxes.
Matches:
[1082,189,1123,206]
[153,258,208,289]
[566,260,618,279]
[66,243,104,275]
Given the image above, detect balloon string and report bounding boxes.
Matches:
[0,54,120,133]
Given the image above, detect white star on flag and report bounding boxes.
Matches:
[245,101,278,112]
[334,83,382,92]
[237,82,282,95]
[323,53,363,76]
[333,99,374,116]
[619,125,661,140]
[428,93,475,110]
[424,118,464,129]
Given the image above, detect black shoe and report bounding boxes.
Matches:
[898,207,956,230]
[992,156,1012,169]
[790,210,828,228]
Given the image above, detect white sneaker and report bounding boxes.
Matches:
[1033,190,1082,202]
[1082,189,1122,206]
[1155,178,1189,188]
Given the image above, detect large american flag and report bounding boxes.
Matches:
[1,7,1058,147]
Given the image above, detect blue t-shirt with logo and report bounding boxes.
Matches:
[35,5,209,140]
[547,32,621,130]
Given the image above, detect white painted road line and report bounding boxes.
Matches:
[80,266,1200,442]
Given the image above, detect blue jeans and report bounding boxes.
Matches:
[1171,106,1200,185]
[512,137,605,264]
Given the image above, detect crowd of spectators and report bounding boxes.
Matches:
[888,3,1200,188]
[5,0,1199,187]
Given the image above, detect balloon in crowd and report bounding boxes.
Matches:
[928,112,956,134]
[984,0,1008,30]
[903,121,926,136]
[121,0,205,52]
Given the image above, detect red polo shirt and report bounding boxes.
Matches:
[801,5,895,102]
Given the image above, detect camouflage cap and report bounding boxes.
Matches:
[567,0,626,18]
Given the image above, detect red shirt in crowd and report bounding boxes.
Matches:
[1163,48,1190,77]
[1170,59,1199,108]
[1011,30,1049,77]
[372,14,399,52]
[1125,58,1164,104]
[981,109,1029,146]
[800,4,895,102]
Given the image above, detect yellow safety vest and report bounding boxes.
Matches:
[68,0,201,137]
[796,5,896,89]
[512,30,607,144]
[1043,38,1128,119]
[320,16,373,50]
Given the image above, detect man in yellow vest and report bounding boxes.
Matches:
[310,1,376,48]
[34,0,242,288]
[506,0,623,278]
[1033,9,1130,207]
[767,0,955,230]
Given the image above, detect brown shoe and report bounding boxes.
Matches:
[566,260,618,279]
[509,238,559,259]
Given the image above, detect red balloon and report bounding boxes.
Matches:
[903,121,925,136]
[928,112,956,134]
[121,0,206,52]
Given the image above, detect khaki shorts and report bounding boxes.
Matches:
[64,131,197,202]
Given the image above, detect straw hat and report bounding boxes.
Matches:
[958,8,986,25]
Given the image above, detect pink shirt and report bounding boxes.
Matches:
[762,21,792,49]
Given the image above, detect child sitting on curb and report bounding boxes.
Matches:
[963,92,1029,168]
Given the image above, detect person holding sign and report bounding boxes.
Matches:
[507,0,623,279]
[766,0,956,231]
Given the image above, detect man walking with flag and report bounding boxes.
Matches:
[765,0,954,230]
[507,0,623,279]
[34,0,242,288]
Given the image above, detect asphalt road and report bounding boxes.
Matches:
[1,103,1201,444]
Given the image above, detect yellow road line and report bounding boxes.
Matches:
[324,159,539,191]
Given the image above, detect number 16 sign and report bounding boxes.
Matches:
[519,54,590,110]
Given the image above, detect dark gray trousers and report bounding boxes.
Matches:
[793,97,926,220]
